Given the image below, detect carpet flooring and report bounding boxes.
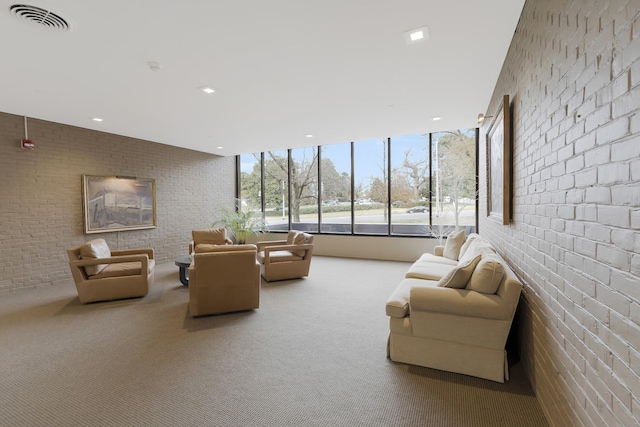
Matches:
[0,256,549,426]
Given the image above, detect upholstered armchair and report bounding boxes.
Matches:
[67,238,154,304]
[189,227,233,254]
[188,244,260,317]
[256,231,314,282]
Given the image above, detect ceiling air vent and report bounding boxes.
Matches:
[9,3,75,32]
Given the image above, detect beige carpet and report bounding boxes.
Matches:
[0,256,548,427]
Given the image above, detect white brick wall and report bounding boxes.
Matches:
[0,112,235,292]
[481,0,640,425]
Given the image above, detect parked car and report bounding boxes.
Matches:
[406,206,428,213]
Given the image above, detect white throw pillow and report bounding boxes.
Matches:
[467,255,505,294]
[437,254,481,289]
[80,238,111,276]
[443,230,466,260]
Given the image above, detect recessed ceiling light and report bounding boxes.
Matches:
[403,26,430,44]
[217,146,223,149]
[410,31,424,41]
[92,117,103,122]
[305,134,314,138]
[200,86,215,94]
[432,117,441,121]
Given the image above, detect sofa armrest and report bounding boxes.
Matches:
[112,248,154,259]
[434,246,445,256]
[410,286,513,321]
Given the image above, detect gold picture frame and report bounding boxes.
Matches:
[486,94,511,225]
[82,175,157,234]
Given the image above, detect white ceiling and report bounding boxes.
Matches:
[0,0,524,156]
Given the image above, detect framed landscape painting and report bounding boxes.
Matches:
[83,175,156,234]
[486,94,511,225]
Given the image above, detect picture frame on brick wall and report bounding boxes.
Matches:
[486,94,511,225]
[82,175,157,234]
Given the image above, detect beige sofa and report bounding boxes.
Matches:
[386,233,522,382]
[67,238,154,304]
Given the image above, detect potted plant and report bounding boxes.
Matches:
[213,199,268,244]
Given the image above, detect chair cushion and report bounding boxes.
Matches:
[257,250,303,263]
[88,259,155,280]
[437,255,481,288]
[192,228,228,246]
[466,255,505,294]
[443,230,466,260]
[80,238,111,276]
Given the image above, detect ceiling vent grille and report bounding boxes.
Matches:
[9,4,74,32]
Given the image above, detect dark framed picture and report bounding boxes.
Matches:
[486,94,511,225]
[82,175,157,234]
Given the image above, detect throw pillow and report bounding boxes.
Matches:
[467,254,505,294]
[80,238,111,276]
[286,230,298,245]
[290,231,307,257]
[443,230,466,260]
[437,254,481,289]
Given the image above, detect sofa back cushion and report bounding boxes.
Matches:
[443,230,466,260]
[437,254,481,289]
[457,238,495,265]
[467,254,505,294]
[192,228,228,246]
[80,238,111,276]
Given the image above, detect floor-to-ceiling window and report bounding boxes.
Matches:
[238,128,477,237]
[320,142,352,234]
[353,139,388,235]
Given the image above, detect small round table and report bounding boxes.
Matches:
[174,255,191,286]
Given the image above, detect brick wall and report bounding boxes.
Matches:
[480,0,640,426]
[0,112,235,293]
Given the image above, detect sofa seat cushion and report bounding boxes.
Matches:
[257,250,303,263]
[80,238,111,276]
[416,253,459,266]
[89,259,155,280]
[386,278,439,318]
[406,261,456,280]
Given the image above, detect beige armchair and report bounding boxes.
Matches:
[188,244,260,317]
[256,231,314,282]
[67,238,154,304]
[189,227,233,254]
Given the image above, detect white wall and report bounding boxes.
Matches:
[480,1,640,426]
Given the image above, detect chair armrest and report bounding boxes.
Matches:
[410,286,513,321]
[263,243,313,254]
[112,248,154,259]
[256,240,288,251]
[434,246,445,256]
